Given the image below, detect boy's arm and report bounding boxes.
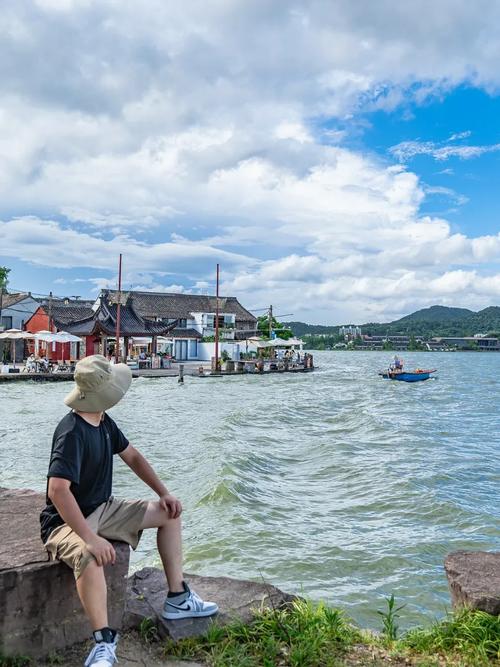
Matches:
[119,445,182,518]
[48,477,116,565]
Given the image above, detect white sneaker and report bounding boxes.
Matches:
[162,584,219,620]
[84,640,117,667]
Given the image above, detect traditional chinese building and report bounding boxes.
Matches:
[63,292,176,358]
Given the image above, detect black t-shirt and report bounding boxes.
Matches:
[40,411,129,543]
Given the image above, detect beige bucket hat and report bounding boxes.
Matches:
[64,355,132,412]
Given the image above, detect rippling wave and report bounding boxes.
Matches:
[1,351,498,628]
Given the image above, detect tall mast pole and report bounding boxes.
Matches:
[48,292,53,331]
[215,263,220,372]
[115,254,122,364]
[269,304,273,339]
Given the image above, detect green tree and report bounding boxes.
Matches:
[0,266,10,291]
[408,335,425,351]
[257,314,293,340]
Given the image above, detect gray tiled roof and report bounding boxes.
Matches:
[102,290,256,323]
[1,292,32,308]
[64,297,176,337]
[48,301,95,326]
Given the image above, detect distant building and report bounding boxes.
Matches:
[339,325,361,339]
[0,292,40,361]
[432,336,499,351]
[100,289,258,360]
[60,290,258,362]
[358,335,426,351]
[24,299,96,361]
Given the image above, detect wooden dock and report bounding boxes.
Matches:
[133,366,314,379]
[1,362,314,382]
[0,372,74,383]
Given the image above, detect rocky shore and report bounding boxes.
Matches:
[2,486,500,666]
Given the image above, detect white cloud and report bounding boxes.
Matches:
[0,216,254,275]
[390,139,500,162]
[1,1,500,322]
[424,185,468,206]
[448,130,472,141]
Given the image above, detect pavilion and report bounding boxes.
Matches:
[63,293,177,359]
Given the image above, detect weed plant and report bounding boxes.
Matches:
[161,600,500,667]
[377,593,406,641]
[0,655,31,667]
[163,598,359,666]
[397,608,500,665]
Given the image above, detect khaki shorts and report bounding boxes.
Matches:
[45,497,149,579]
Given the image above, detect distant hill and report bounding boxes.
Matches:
[284,305,500,339]
[283,321,339,337]
[396,305,474,324]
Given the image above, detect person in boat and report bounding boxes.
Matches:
[392,355,403,372]
[40,355,218,667]
[387,355,403,376]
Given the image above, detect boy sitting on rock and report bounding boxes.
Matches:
[40,355,218,667]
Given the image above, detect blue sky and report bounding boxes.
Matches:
[360,87,500,236]
[1,1,500,324]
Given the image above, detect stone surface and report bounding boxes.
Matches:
[36,632,205,666]
[0,487,130,658]
[125,566,297,641]
[445,550,500,614]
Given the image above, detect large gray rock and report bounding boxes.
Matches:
[125,567,296,641]
[0,487,130,658]
[445,551,500,615]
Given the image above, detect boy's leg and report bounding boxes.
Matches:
[75,559,108,630]
[138,500,218,620]
[45,523,118,666]
[46,524,110,629]
[139,501,184,592]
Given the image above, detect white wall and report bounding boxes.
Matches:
[197,341,242,361]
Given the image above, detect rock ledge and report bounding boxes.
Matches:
[445,550,500,615]
[125,567,297,641]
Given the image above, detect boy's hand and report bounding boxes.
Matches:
[159,493,183,519]
[86,535,116,566]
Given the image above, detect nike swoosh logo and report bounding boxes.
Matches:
[167,602,192,611]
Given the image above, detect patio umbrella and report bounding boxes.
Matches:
[34,330,57,341]
[256,337,295,348]
[56,331,83,343]
[56,332,83,362]
[0,329,35,367]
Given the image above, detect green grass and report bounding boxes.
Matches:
[138,616,159,644]
[163,598,359,666]
[0,655,31,667]
[160,601,500,667]
[396,608,500,665]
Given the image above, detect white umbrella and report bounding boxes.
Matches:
[257,337,295,348]
[56,331,83,343]
[33,331,82,362]
[0,328,34,340]
[0,329,35,367]
[34,331,59,342]
[56,332,83,362]
[286,338,304,347]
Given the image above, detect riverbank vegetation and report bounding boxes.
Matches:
[161,598,500,666]
[2,602,499,666]
[286,304,500,341]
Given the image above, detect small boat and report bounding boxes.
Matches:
[379,356,436,382]
[379,369,436,382]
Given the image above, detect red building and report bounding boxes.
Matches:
[24,300,95,361]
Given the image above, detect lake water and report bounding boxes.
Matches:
[1,351,498,630]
